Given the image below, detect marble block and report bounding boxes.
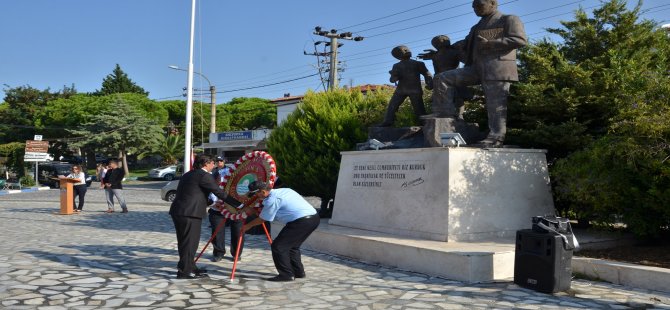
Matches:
[423,117,482,146]
[330,147,555,242]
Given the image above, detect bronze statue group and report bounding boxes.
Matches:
[380,0,527,148]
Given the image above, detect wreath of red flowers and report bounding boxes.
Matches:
[216,151,277,220]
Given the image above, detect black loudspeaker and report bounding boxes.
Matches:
[514,229,573,293]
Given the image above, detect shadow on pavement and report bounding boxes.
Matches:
[22,242,277,281]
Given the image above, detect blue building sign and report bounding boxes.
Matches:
[218,131,253,141]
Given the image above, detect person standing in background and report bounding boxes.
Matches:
[207,157,245,262]
[103,159,128,213]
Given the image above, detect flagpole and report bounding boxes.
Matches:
[183,0,197,173]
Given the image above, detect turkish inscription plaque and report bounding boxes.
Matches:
[351,160,429,190]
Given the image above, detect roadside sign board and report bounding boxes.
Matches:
[24,140,49,162]
[34,135,43,141]
[24,153,51,162]
[25,140,49,153]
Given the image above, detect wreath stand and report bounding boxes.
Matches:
[194,151,277,282]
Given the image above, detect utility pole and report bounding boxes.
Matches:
[169,65,216,133]
[312,26,363,90]
[304,45,331,90]
[209,85,216,133]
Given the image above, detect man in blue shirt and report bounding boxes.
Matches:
[242,181,319,282]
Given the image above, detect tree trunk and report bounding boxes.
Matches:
[120,150,130,177]
[85,149,96,170]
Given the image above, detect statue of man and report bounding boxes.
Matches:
[429,0,527,147]
[378,45,433,127]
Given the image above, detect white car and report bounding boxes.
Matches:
[161,180,179,202]
[148,165,179,181]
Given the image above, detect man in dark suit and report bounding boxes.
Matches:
[169,154,229,279]
[430,0,527,147]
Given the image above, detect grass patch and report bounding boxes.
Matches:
[127,169,150,178]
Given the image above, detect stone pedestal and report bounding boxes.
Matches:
[423,117,482,146]
[330,147,555,242]
[359,126,425,150]
[368,126,422,142]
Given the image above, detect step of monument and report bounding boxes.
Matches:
[271,220,517,283]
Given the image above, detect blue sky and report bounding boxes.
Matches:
[1,0,668,104]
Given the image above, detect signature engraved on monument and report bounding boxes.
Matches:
[401,177,425,188]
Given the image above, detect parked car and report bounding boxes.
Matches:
[148,164,182,181]
[38,162,92,188]
[59,155,84,164]
[161,180,179,202]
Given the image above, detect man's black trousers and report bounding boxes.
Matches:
[208,210,244,258]
[171,215,202,274]
[271,215,320,278]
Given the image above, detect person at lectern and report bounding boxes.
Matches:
[169,154,229,279]
[242,181,319,282]
[65,165,87,212]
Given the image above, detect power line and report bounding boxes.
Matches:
[179,1,593,102]
[342,0,598,63]
[308,27,364,90]
[216,73,319,94]
[211,63,314,88]
[208,73,320,95]
[342,0,590,60]
[522,3,600,26]
[353,1,471,34]
[160,73,320,100]
[218,68,316,89]
[338,0,446,31]
[365,0,521,39]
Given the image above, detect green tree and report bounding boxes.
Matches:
[0,142,26,178]
[508,0,667,162]
[95,64,148,96]
[0,85,76,144]
[37,93,168,167]
[67,94,165,175]
[267,89,392,217]
[221,97,276,130]
[516,0,670,235]
[137,133,185,166]
[158,99,233,146]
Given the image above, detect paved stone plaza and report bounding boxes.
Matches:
[1,185,669,309]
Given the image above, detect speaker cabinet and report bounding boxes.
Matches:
[514,229,573,293]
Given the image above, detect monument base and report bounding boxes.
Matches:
[423,117,482,146]
[358,126,425,150]
[272,220,516,283]
[330,147,555,242]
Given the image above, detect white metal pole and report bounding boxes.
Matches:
[184,0,197,173]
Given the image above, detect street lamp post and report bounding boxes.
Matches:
[169,65,217,134]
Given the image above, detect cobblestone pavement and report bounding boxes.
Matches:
[1,188,670,309]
